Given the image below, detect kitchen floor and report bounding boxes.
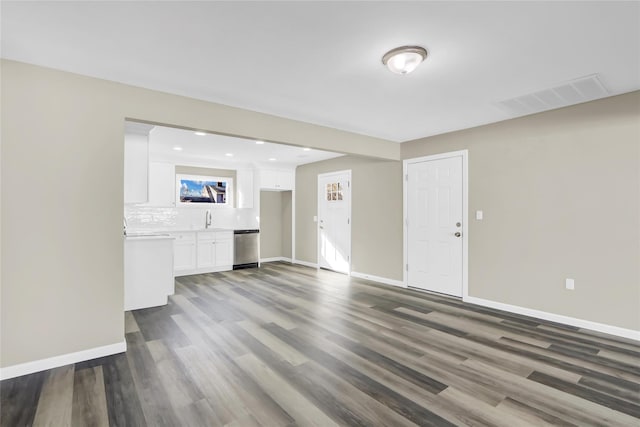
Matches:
[1,262,639,426]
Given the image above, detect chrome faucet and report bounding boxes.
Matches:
[205,210,212,229]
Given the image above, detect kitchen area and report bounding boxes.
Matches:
[123,121,341,311]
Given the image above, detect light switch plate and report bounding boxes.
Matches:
[565,278,575,290]
[476,210,483,220]
[313,216,318,222]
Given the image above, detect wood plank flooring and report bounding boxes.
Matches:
[2,262,639,426]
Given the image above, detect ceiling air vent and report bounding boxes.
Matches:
[496,74,609,116]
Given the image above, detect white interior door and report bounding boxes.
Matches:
[407,156,463,296]
[318,171,351,273]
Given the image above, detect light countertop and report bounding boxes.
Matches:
[124,233,175,241]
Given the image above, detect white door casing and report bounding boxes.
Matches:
[317,170,351,274]
[404,151,468,297]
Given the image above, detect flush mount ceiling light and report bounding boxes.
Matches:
[382,46,428,75]
[255,140,265,145]
[173,146,183,151]
[194,131,207,136]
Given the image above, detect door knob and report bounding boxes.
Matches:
[454,232,461,237]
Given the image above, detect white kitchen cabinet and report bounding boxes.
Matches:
[124,236,174,311]
[196,235,216,269]
[196,231,234,270]
[124,133,149,204]
[236,168,255,208]
[214,231,234,267]
[260,169,295,190]
[148,162,175,206]
[171,230,234,276]
[171,232,196,272]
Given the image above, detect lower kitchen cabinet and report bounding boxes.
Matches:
[171,232,197,273]
[214,233,234,266]
[169,230,233,276]
[124,236,174,311]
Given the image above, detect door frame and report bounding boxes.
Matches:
[317,169,352,274]
[403,150,469,298]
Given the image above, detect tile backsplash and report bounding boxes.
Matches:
[125,205,259,231]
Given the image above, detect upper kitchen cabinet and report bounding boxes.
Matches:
[236,168,255,208]
[260,169,295,191]
[148,162,175,206]
[124,123,154,204]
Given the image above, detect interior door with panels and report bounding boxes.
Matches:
[406,155,463,297]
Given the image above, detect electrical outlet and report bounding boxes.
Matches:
[565,278,575,290]
[476,210,483,220]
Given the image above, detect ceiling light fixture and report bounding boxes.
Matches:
[382,46,428,75]
[225,153,233,157]
[303,147,311,151]
[268,158,276,161]
[194,131,207,136]
[255,140,265,145]
[173,146,183,151]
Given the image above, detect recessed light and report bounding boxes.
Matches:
[225,153,233,157]
[382,46,428,74]
[194,131,207,136]
[173,146,183,151]
[268,158,276,161]
[303,147,311,151]
[255,140,265,145]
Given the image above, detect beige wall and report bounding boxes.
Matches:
[260,191,283,258]
[0,60,397,368]
[296,156,403,280]
[259,190,292,259]
[402,92,640,331]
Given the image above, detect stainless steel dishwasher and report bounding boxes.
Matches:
[233,229,260,269]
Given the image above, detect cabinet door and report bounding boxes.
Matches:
[278,170,295,190]
[214,237,234,267]
[174,242,196,271]
[197,240,216,268]
[148,162,175,206]
[236,169,255,208]
[260,169,279,190]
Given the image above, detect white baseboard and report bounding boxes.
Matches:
[293,259,318,269]
[260,257,292,263]
[464,296,640,342]
[0,340,127,380]
[350,271,406,288]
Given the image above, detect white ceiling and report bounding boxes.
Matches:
[145,124,343,168]
[3,2,639,142]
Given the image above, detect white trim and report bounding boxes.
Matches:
[464,296,640,342]
[291,187,296,262]
[350,271,406,288]
[260,257,292,263]
[0,340,127,380]
[403,150,469,298]
[317,169,352,274]
[293,258,319,269]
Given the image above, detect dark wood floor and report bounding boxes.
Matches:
[2,262,639,426]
